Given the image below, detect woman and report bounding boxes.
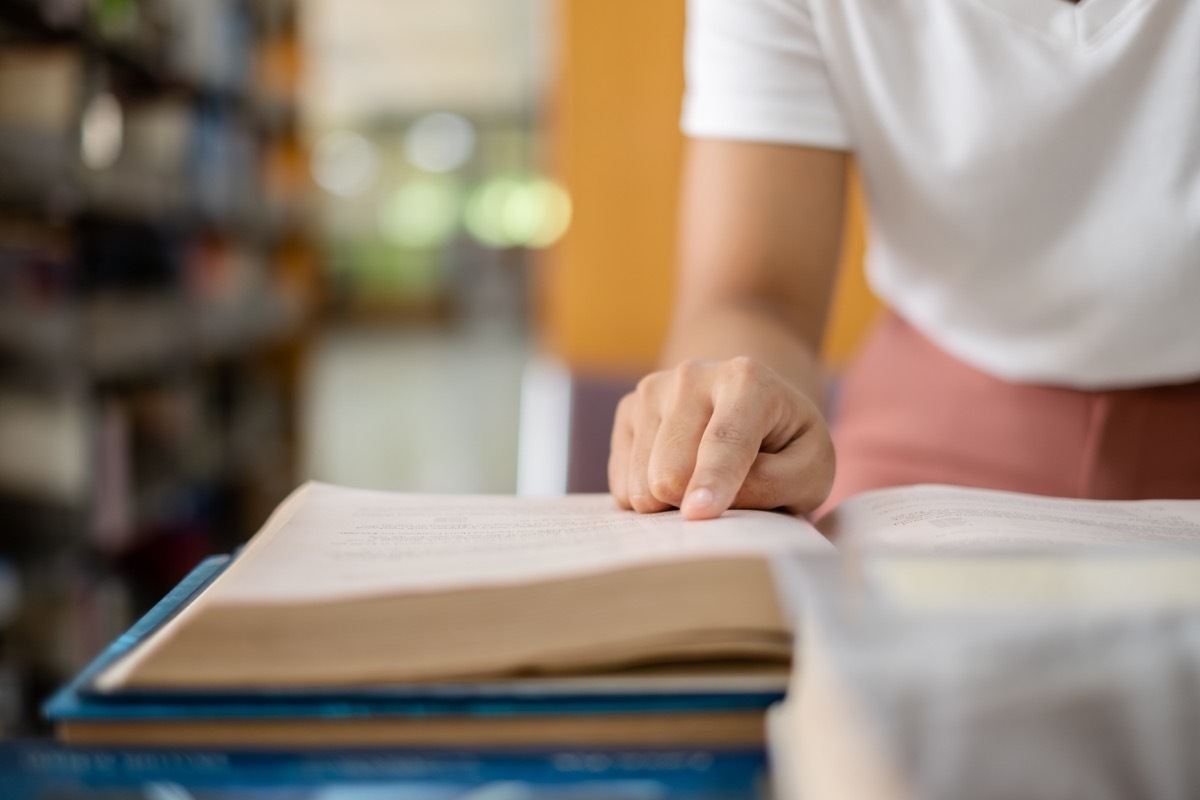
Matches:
[608,0,1200,519]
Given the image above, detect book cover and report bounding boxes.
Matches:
[0,741,770,800]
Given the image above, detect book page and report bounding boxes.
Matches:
[207,483,833,604]
[819,484,1200,551]
[862,556,1200,613]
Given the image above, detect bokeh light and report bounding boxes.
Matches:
[311,130,381,197]
[80,92,123,170]
[377,176,460,249]
[521,179,572,248]
[464,176,521,248]
[404,113,477,174]
[464,176,572,250]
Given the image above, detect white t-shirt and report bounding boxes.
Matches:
[682,0,1200,389]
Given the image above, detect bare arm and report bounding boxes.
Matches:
[668,139,847,398]
[610,139,848,518]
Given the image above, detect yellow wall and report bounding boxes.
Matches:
[541,0,878,374]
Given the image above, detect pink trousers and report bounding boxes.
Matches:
[822,314,1200,511]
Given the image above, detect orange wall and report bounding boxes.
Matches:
[823,166,879,367]
[541,0,877,374]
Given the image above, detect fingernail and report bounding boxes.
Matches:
[684,488,714,512]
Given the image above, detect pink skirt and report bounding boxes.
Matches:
[822,314,1200,512]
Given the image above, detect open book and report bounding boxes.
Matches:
[94,483,827,692]
[96,481,1200,692]
[63,482,1200,747]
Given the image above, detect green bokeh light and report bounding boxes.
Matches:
[464,177,572,250]
[464,177,522,248]
[525,180,572,249]
[377,176,461,249]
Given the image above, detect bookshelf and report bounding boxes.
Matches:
[0,0,318,733]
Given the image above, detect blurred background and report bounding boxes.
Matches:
[0,0,875,733]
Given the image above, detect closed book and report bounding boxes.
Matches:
[0,741,769,800]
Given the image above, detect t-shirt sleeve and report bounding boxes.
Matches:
[681,0,852,150]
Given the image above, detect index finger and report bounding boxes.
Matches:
[680,394,768,520]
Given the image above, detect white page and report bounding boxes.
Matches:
[820,484,1200,551]
[208,482,833,604]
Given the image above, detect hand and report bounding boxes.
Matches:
[608,357,835,520]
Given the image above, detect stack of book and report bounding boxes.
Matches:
[45,482,834,748]
[45,482,1200,762]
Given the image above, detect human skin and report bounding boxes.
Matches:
[608,139,848,520]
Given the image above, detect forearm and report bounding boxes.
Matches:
[660,141,845,408]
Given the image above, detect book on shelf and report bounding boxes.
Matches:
[0,46,82,199]
[0,46,82,132]
[45,481,1200,748]
[0,387,89,504]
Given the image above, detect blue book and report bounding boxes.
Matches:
[0,740,770,800]
[45,556,785,749]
